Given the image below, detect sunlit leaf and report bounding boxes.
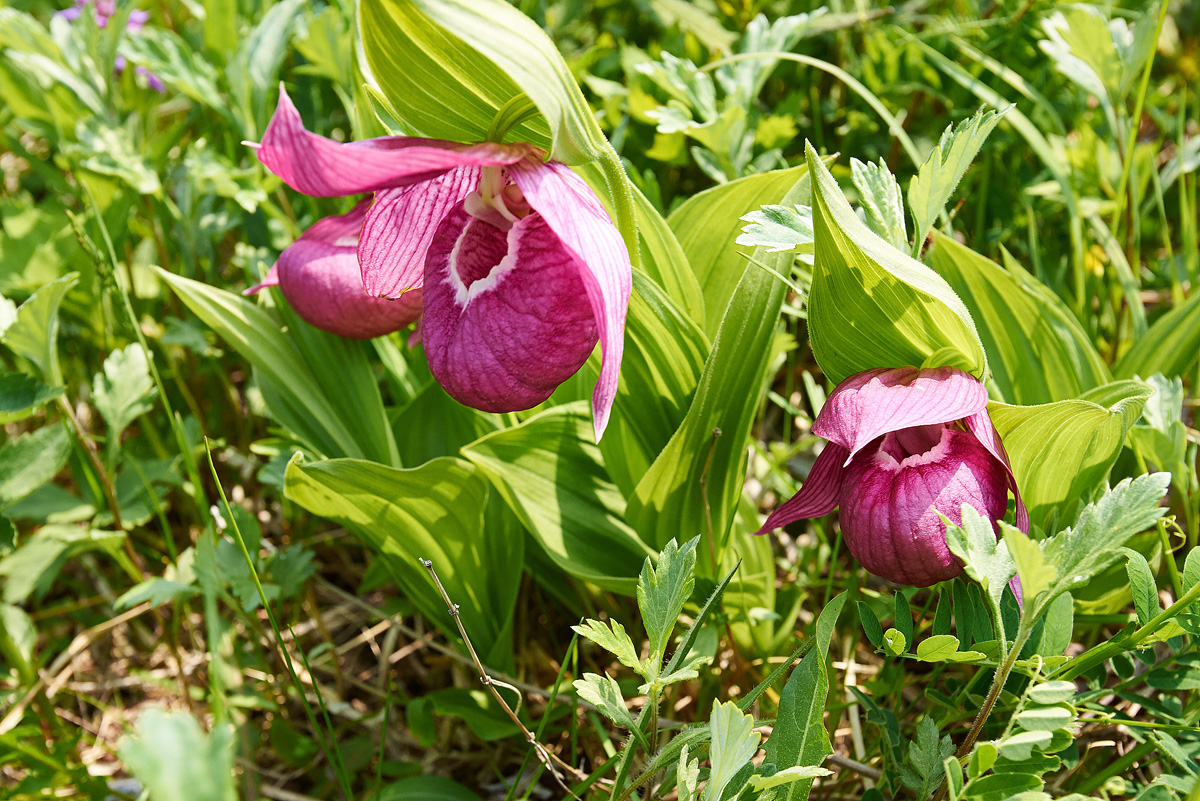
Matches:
[119,710,237,801]
[93,344,155,439]
[637,537,698,661]
[1,272,79,384]
[851,157,908,251]
[705,700,761,801]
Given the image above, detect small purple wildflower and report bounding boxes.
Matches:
[57,0,165,93]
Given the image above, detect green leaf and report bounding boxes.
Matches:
[1,272,79,384]
[284,455,521,669]
[376,776,483,801]
[159,268,397,465]
[627,171,809,552]
[1027,681,1077,705]
[571,618,643,674]
[907,105,1010,252]
[669,165,809,334]
[0,602,36,681]
[1114,288,1200,380]
[988,380,1152,530]
[748,767,834,791]
[1122,547,1160,627]
[360,0,605,165]
[116,578,199,611]
[1184,547,1200,591]
[883,628,907,657]
[460,403,653,594]
[857,601,883,649]
[1003,526,1058,608]
[117,26,223,110]
[804,143,987,385]
[118,710,237,801]
[1025,473,1170,620]
[1015,707,1073,733]
[945,505,1017,609]
[0,372,63,424]
[637,537,699,661]
[93,344,155,439]
[677,743,702,801]
[0,425,70,510]
[573,673,645,746]
[996,731,1051,762]
[851,157,908,252]
[736,204,815,255]
[917,635,961,662]
[927,238,1111,404]
[705,700,761,801]
[898,717,954,799]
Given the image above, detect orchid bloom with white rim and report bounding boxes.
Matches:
[757,366,1028,587]
[246,88,632,439]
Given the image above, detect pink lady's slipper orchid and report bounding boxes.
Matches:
[244,201,422,339]
[247,89,631,437]
[757,366,1028,587]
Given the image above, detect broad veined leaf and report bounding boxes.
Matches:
[988,380,1151,531]
[284,455,521,668]
[158,269,396,465]
[705,701,761,801]
[0,373,63,424]
[93,344,155,439]
[1,272,79,384]
[0,524,126,604]
[460,403,653,594]
[1114,289,1200,380]
[927,236,1110,404]
[596,272,708,496]
[359,0,604,164]
[907,105,1010,253]
[669,164,809,335]
[0,425,71,510]
[627,172,809,553]
[1003,525,1058,607]
[804,143,987,384]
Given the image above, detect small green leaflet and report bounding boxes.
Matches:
[705,701,761,801]
[571,618,644,674]
[1003,525,1057,608]
[883,628,907,656]
[1121,547,1160,627]
[907,105,1012,255]
[572,673,647,749]
[945,505,1016,609]
[748,766,834,791]
[898,717,954,798]
[677,743,701,801]
[737,204,815,259]
[637,537,698,662]
[93,344,156,439]
[916,635,960,662]
[851,157,908,252]
[118,709,238,801]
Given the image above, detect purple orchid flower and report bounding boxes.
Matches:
[757,366,1028,587]
[57,1,165,92]
[244,201,422,340]
[248,89,632,437]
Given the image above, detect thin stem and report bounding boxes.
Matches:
[56,397,123,531]
[420,558,585,797]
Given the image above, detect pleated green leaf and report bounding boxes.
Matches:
[1114,289,1200,380]
[669,165,809,335]
[359,0,605,164]
[926,236,1110,405]
[285,455,520,668]
[989,380,1151,531]
[805,143,987,384]
[461,403,654,594]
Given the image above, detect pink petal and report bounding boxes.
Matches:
[755,443,850,534]
[245,204,422,339]
[839,428,1009,586]
[358,167,480,298]
[254,87,534,197]
[507,159,632,440]
[814,366,989,461]
[963,410,1029,532]
[421,202,598,412]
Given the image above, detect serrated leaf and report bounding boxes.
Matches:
[637,538,698,662]
[572,618,644,674]
[737,204,815,256]
[851,157,908,252]
[705,700,761,801]
[93,344,155,439]
[945,505,1017,609]
[907,106,1010,252]
[573,673,646,749]
[1121,547,1160,627]
[1002,526,1057,608]
[900,717,954,798]
[118,710,237,801]
[678,743,701,801]
[0,373,63,424]
[917,635,961,662]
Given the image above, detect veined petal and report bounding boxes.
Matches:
[359,167,479,297]
[422,202,598,412]
[963,410,1029,532]
[245,204,422,339]
[254,87,534,197]
[813,366,989,460]
[507,159,632,440]
[755,443,850,534]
